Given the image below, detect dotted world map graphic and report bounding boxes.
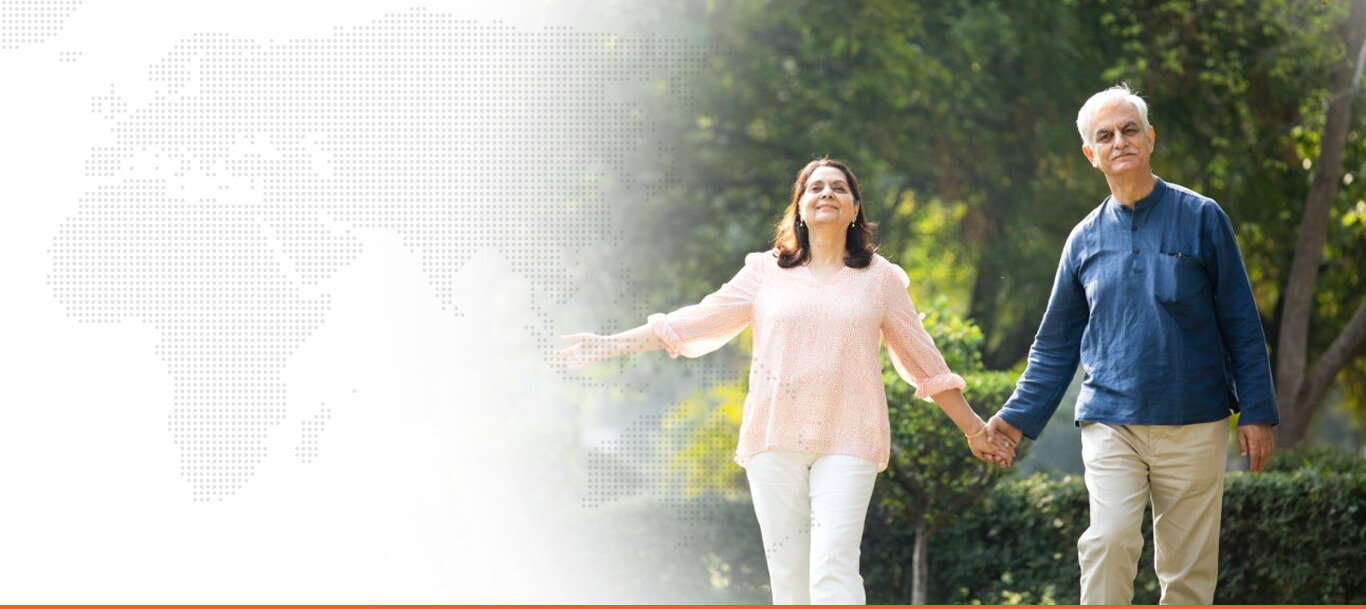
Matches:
[23,3,708,502]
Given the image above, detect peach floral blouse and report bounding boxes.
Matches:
[648,250,965,471]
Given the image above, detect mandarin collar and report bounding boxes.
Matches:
[1109,177,1166,214]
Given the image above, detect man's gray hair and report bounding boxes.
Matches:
[1076,83,1150,145]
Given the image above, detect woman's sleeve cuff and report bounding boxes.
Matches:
[915,372,966,401]
[647,313,682,359]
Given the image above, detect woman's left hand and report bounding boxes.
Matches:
[967,426,1015,467]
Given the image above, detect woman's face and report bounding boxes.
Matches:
[798,166,859,229]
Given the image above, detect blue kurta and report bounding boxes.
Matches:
[998,178,1278,439]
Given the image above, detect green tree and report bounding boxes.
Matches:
[634,0,1366,445]
[1272,0,1366,445]
[875,298,1024,604]
[1075,0,1366,446]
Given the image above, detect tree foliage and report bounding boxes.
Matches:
[625,0,1366,445]
[878,298,1023,531]
[1075,0,1366,448]
[874,297,1023,603]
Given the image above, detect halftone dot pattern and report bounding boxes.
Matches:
[583,413,674,506]
[0,0,80,50]
[579,354,831,553]
[580,358,780,546]
[582,404,743,537]
[296,405,331,464]
[47,7,710,501]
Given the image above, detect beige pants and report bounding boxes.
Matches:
[744,449,880,605]
[1078,420,1228,605]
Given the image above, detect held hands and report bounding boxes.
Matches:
[966,417,1018,467]
[968,415,1025,468]
[932,388,1016,468]
[985,415,1025,467]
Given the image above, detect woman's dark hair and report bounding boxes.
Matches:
[773,157,878,268]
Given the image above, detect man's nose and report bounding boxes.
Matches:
[1108,128,1129,150]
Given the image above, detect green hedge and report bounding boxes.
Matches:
[573,449,1366,603]
[1264,443,1366,475]
[864,467,1366,604]
[1217,470,1366,603]
[871,473,1155,604]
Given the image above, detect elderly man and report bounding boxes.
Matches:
[987,84,1279,604]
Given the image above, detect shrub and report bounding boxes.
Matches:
[1263,442,1366,475]
[578,464,1366,603]
[866,469,1366,604]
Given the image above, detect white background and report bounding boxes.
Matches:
[1,0,690,602]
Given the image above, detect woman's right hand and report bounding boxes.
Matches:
[555,333,619,370]
[556,324,666,370]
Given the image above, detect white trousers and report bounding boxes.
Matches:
[1078,420,1228,605]
[744,449,880,605]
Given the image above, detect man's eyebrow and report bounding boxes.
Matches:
[1095,120,1140,137]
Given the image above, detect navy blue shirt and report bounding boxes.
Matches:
[998,178,1278,440]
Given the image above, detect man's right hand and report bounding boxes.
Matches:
[986,415,1025,466]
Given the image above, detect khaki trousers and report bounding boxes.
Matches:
[1078,420,1228,605]
[745,449,880,605]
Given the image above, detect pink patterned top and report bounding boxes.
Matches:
[648,250,966,471]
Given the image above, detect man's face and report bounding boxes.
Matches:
[1082,102,1155,178]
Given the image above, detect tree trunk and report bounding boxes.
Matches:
[1294,296,1366,431]
[912,523,930,605]
[969,252,1003,352]
[985,316,1044,371]
[1273,0,1366,448]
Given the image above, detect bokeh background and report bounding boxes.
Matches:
[3,0,1364,603]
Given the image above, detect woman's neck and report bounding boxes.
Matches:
[807,227,847,267]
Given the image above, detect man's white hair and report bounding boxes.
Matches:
[1076,83,1150,145]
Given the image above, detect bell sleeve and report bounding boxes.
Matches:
[880,261,965,400]
[647,251,766,359]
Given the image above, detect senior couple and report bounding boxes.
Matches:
[557,84,1278,605]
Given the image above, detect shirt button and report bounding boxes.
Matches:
[1133,248,1140,254]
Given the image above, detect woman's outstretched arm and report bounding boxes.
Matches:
[555,324,665,370]
[556,252,766,370]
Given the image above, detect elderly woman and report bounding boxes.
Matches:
[557,158,1013,605]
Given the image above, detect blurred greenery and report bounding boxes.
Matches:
[1264,440,1366,474]
[570,460,1366,603]
[657,329,753,500]
[614,0,1366,444]
[876,297,1023,601]
[571,0,1366,601]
